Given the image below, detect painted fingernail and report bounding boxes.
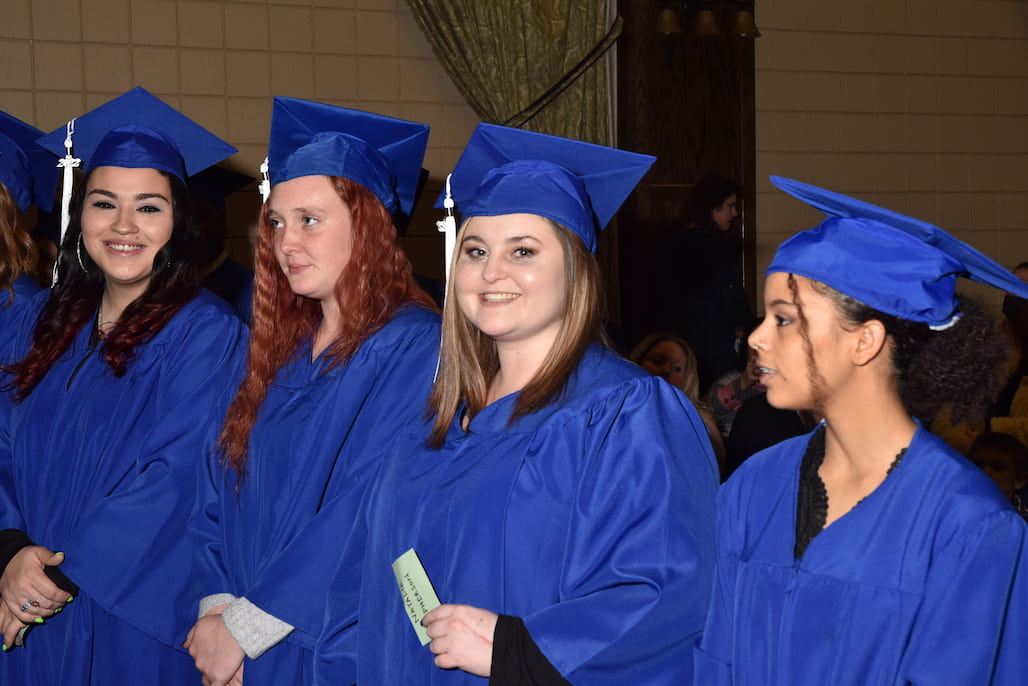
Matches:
[2,644,7,652]
[33,618,44,624]
[66,596,74,603]
[54,607,62,614]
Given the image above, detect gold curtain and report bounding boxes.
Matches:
[405,1,616,145]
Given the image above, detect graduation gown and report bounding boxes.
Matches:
[0,275,40,352]
[0,289,246,684]
[191,305,440,685]
[695,423,1028,685]
[316,344,720,685]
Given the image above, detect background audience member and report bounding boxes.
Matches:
[631,331,725,467]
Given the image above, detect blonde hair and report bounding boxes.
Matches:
[427,217,606,448]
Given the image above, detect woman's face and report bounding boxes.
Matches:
[748,273,855,412]
[711,192,738,231]
[641,339,689,390]
[267,175,353,307]
[81,166,174,300]
[455,213,567,353]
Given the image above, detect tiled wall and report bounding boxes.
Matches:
[0,0,481,278]
[754,0,1028,310]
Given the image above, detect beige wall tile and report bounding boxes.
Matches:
[179,1,225,48]
[34,42,83,91]
[399,57,445,102]
[226,51,271,96]
[314,54,358,99]
[84,45,133,93]
[132,46,180,93]
[34,90,86,131]
[761,0,807,31]
[180,95,228,139]
[0,91,35,123]
[316,0,356,8]
[131,0,179,46]
[997,77,1028,115]
[357,11,398,56]
[995,155,1028,192]
[999,193,1028,231]
[32,0,81,42]
[439,102,479,149]
[313,8,357,54]
[903,0,939,36]
[357,56,398,101]
[270,53,316,99]
[181,48,226,95]
[225,3,268,50]
[0,42,34,90]
[905,154,941,192]
[83,0,131,43]
[268,5,313,52]
[227,98,271,146]
[1,0,31,39]
[396,10,434,59]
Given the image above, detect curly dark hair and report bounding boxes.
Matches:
[3,169,201,400]
[801,277,1009,424]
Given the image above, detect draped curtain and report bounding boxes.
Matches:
[405,1,617,145]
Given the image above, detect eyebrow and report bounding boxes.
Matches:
[87,188,171,203]
[768,298,797,308]
[460,234,543,245]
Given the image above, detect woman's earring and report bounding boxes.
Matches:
[76,234,90,273]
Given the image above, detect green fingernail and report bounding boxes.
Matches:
[54,607,62,614]
[33,618,44,624]
[2,644,7,652]
[67,596,74,603]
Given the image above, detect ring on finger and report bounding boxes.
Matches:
[30,594,41,608]
[18,599,32,613]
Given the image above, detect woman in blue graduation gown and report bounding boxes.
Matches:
[185,98,439,686]
[0,88,245,683]
[315,123,720,685]
[0,111,58,344]
[694,176,1028,685]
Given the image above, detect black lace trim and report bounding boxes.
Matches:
[795,426,828,559]
[794,425,907,559]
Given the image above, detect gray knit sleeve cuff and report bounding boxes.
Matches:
[198,593,237,619]
[221,596,295,660]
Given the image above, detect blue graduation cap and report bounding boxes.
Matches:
[767,175,1028,329]
[35,86,237,183]
[189,165,254,214]
[266,97,429,219]
[0,111,59,212]
[438,123,655,253]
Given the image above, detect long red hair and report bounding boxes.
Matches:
[218,176,437,480]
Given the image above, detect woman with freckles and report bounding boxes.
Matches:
[0,88,245,684]
[186,98,439,686]
[695,176,1028,685]
[315,123,719,685]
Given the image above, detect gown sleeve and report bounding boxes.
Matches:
[899,509,1028,684]
[521,378,719,685]
[58,310,246,648]
[201,313,439,650]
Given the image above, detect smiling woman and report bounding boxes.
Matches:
[0,88,246,685]
[315,123,720,686]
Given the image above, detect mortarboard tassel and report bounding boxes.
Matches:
[53,119,80,286]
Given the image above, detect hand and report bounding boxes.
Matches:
[183,614,245,686]
[0,601,27,651]
[423,604,497,677]
[0,547,69,622]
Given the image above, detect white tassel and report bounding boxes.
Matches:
[53,119,81,286]
[435,173,456,303]
[432,173,457,381]
[258,157,270,203]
